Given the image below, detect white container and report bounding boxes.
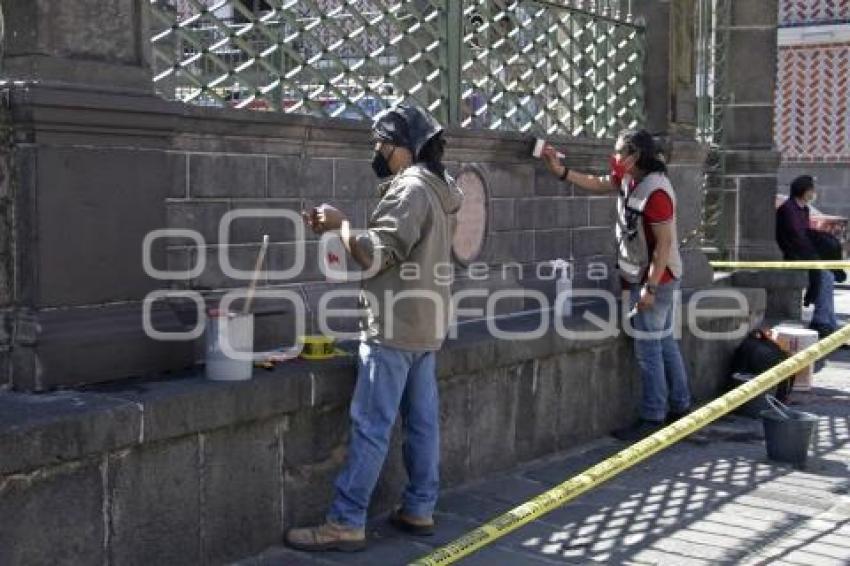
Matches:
[205,312,254,381]
[552,258,574,318]
[532,138,565,159]
[771,326,820,391]
[321,233,349,283]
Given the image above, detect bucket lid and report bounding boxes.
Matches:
[207,308,249,319]
[773,326,819,338]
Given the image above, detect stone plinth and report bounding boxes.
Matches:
[1,0,152,91]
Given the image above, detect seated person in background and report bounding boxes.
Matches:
[776,175,840,338]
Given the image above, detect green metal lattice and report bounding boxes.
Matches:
[149,0,645,137]
[459,0,644,137]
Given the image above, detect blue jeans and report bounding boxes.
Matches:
[328,342,440,528]
[812,270,838,331]
[629,281,691,422]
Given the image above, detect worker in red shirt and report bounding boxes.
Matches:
[542,129,691,441]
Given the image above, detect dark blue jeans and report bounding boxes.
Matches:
[629,280,691,422]
[812,270,838,331]
[328,342,440,527]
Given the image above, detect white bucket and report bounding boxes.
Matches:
[205,312,254,381]
[771,326,819,391]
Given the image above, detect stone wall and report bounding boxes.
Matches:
[0,3,781,564]
[715,1,783,262]
[0,3,797,566]
[0,288,765,565]
[1,83,714,391]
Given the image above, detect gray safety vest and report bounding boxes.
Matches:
[615,172,684,284]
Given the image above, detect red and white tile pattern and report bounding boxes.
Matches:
[780,0,850,26]
[775,43,850,162]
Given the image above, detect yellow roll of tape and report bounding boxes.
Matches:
[299,335,337,360]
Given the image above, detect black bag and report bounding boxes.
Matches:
[807,228,847,284]
[729,329,794,402]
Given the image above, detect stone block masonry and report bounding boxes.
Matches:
[0,2,784,565]
[0,287,765,565]
[4,84,708,391]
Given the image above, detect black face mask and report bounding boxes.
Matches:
[371,148,394,178]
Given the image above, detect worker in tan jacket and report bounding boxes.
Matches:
[287,102,463,551]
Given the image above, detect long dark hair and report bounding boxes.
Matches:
[790,175,814,199]
[416,134,447,180]
[619,129,667,175]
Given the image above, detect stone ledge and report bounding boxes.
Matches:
[0,288,766,563]
[727,269,809,289]
[443,287,765,377]
[0,362,344,476]
[0,390,139,476]
[0,286,766,477]
[719,271,805,322]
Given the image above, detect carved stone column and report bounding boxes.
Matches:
[632,0,713,289]
[718,1,783,262]
[1,0,153,91]
[0,1,189,390]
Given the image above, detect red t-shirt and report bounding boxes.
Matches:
[643,189,676,284]
[624,187,676,287]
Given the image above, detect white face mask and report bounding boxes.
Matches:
[806,194,817,205]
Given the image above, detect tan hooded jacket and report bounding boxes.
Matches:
[357,164,464,351]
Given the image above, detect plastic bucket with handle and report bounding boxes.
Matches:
[205,311,254,381]
[760,395,817,468]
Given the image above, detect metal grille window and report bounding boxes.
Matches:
[460,1,644,136]
[149,0,645,137]
[695,0,729,146]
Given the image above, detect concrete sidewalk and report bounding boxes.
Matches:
[242,306,850,565]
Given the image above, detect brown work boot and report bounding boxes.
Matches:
[388,508,435,536]
[284,521,366,552]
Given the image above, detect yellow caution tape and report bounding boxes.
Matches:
[711,260,850,270]
[412,322,850,566]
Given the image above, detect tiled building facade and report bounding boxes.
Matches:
[776,0,850,218]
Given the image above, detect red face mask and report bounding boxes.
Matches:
[610,154,628,186]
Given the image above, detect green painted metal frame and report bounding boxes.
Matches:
[149,0,645,138]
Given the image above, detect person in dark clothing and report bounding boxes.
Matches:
[776,176,822,306]
[776,176,818,260]
[807,228,847,285]
[775,175,839,337]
